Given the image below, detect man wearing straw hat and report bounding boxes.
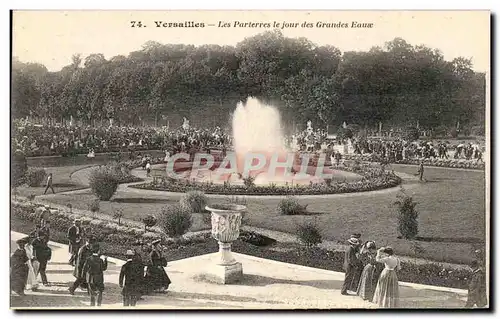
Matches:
[341,236,361,295]
[119,249,144,306]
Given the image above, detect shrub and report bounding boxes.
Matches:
[25,168,47,187]
[449,128,459,138]
[157,204,193,238]
[394,189,419,239]
[142,214,157,231]
[179,191,208,215]
[11,150,27,187]
[112,208,124,225]
[277,197,308,215]
[88,166,119,201]
[296,219,323,248]
[243,176,256,188]
[88,199,100,216]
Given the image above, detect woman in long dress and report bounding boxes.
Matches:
[144,240,171,293]
[372,246,400,308]
[25,237,40,291]
[356,241,378,301]
[11,238,29,296]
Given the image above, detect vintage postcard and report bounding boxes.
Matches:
[10,10,490,310]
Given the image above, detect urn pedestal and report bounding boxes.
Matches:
[205,204,246,284]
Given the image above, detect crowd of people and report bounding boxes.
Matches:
[12,119,231,158]
[10,217,487,308]
[350,138,484,163]
[13,118,484,168]
[340,233,487,308]
[11,216,172,307]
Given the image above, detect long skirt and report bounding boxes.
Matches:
[26,260,39,290]
[357,264,376,301]
[145,266,171,292]
[373,268,399,308]
[11,264,29,294]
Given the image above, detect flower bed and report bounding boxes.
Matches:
[11,199,471,289]
[344,154,485,170]
[132,166,402,196]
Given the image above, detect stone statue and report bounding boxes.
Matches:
[182,117,190,130]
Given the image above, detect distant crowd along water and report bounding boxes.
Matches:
[12,120,484,163]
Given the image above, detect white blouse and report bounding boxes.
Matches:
[376,252,400,270]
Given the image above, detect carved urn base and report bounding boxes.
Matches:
[205,262,243,284]
[205,203,247,285]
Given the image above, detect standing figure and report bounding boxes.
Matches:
[119,250,144,306]
[341,237,361,295]
[146,161,151,177]
[25,237,40,291]
[69,236,94,294]
[465,260,487,308]
[348,233,364,292]
[417,162,424,181]
[67,219,83,266]
[356,241,378,301]
[44,173,55,194]
[83,243,108,307]
[32,234,51,286]
[11,238,30,296]
[144,239,171,294]
[373,247,400,308]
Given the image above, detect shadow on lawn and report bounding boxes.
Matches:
[111,197,177,204]
[414,236,484,244]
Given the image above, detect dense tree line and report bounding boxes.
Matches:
[11,30,485,134]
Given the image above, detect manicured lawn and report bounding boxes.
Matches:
[24,158,485,264]
[14,164,95,198]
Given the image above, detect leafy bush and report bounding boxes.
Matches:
[296,219,323,248]
[113,208,124,225]
[88,166,120,200]
[11,150,27,187]
[394,189,419,239]
[243,176,256,188]
[157,204,193,238]
[142,214,157,231]
[88,199,100,215]
[25,168,47,187]
[277,197,308,215]
[179,191,208,215]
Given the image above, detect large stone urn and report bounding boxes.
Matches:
[205,203,246,284]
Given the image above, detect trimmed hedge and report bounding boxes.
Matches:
[344,154,485,170]
[133,166,402,196]
[25,168,47,187]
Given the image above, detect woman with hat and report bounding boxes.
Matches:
[11,238,30,296]
[144,239,171,294]
[356,241,379,302]
[372,246,400,308]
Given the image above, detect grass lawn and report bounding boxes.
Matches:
[26,159,485,264]
[14,164,96,198]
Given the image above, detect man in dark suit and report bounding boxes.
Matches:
[32,233,51,286]
[83,243,108,307]
[465,260,487,308]
[119,250,144,306]
[69,236,93,295]
[67,219,83,265]
[341,237,361,295]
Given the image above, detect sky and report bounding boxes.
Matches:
[12,10,490,72]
